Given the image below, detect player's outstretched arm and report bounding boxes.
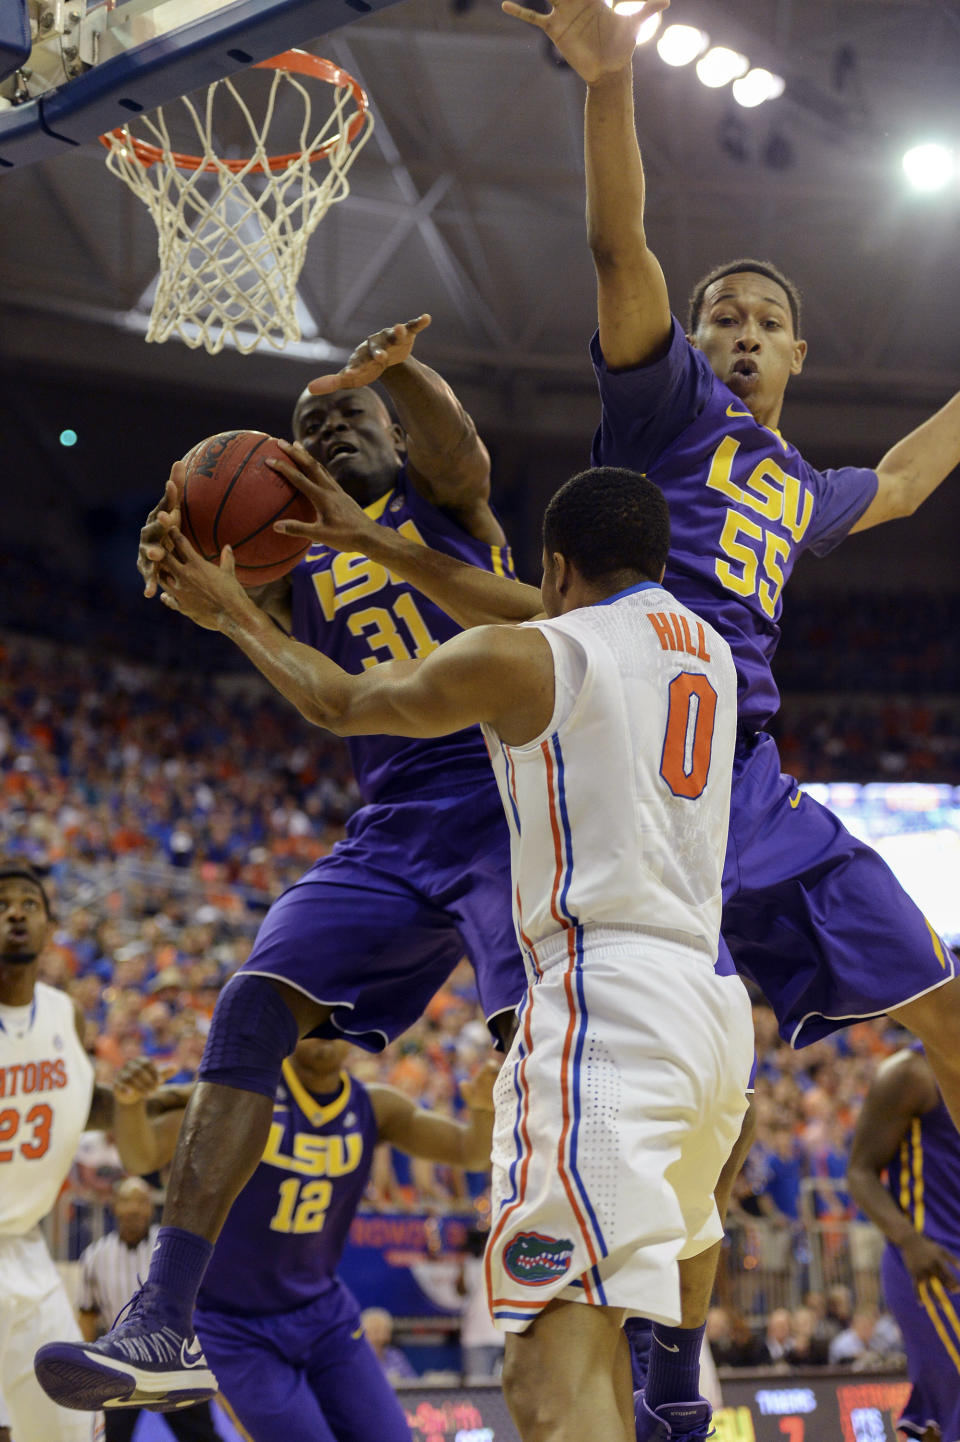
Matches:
[503,0,671,369]
[112,1058,188,1175]
[848,1049,960,1296]
[308,315,501,543]
[851,389,960,533]
[369,1058,500,1171]
[272,442,544,629]
[159,530,555,744]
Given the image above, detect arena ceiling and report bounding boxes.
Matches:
[2,0,959,493]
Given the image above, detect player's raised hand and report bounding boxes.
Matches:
[502,0,669,84]
[902,1231,960,1296]
[159,531,249,631]
[459,1057,501,1113]
[270,441,380,554]
[113,1057,173,1106]
[138,463,184,599]
[306,315,432,395]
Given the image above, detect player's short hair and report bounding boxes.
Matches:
[0,861,52,917]
[542,467,670,585]
[688,259,802,336]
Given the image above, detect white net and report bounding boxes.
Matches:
[102,57,373,355]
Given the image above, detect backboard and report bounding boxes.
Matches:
[0,0,405,169]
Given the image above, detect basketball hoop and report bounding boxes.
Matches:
[100,51,373,355]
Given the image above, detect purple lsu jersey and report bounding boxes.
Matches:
[290,465,514,804]
[591,320,878,729]
[198,1062,378,1316]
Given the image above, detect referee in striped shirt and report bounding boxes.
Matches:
[77,1178,219,1442]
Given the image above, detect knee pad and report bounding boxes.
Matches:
[199,975,298,1098]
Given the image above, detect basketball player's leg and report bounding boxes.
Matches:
[502,1299,633,1442]
[195,1305,339,1442]
[2,1255,93,1442]
[631,973,752,1441]
[626,1096,757,1403]
[35,857,464,1412]
[302,1309,413,1442]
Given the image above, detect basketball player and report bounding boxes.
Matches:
[105,1043,497,1442]
[38,464,753,1442]
[503,2,960,1426]
[33,325,523,1415]
[848,1047,960,1442]
[0,861,113,1442]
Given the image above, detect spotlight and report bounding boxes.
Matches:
[902,143,955,193]
[696,46,749,89]
[732,68,785,109]
[608,0,663,44]
[59,429,78,447]
[656,24,709,67]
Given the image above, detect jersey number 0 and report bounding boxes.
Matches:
[659,673,718,800]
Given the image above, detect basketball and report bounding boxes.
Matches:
[178,430,316,587]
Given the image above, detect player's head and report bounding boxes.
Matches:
[687,260,806,427]
[0,863,52,967]
[289,1037,350,1093]
[112,1177,154,1244]
[540,467,670,618]
[291,387,405,503]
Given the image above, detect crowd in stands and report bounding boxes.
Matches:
[3,592,957,1374]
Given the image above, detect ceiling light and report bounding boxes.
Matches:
[605,0,663,43]
[902,143,955,193]
[732,68,785,108]
[656,24,709,67]
[696,46,749,89]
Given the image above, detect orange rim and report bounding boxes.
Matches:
[98,50,369,173]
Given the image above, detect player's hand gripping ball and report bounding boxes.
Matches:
[179,430,317,586]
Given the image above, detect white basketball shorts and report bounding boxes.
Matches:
[485,925,753,1333]
[0,1228,94,1442]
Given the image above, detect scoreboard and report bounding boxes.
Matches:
[393,1374,912,1442]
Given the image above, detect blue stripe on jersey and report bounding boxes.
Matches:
[552,736,578,927]
[569,925,609,1290]
[595,581,662,606]
[502,743,522,835]
[500,992,531,1218]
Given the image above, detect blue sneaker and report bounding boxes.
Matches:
[635,1395,714,1441]
[35,1285,217,1413]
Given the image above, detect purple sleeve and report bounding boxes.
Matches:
[802,463,878,557]
[590,317,714,472]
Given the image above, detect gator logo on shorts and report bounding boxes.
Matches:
[503,1232,574,1286]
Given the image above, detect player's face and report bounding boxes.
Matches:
[292,390,405,503]
[690,273,807,427]
[0,879,50,965]
[291,1037,350,1089]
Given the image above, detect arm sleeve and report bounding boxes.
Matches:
[802,462,879,556]
[590,318,715,473]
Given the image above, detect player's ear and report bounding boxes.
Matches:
[685,331,699,351]
[790,338,807,376]
[390,423,407,458]
[553,552,571,596]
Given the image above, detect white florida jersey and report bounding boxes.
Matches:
[482,581,737,969]
[0,982,94,1235]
